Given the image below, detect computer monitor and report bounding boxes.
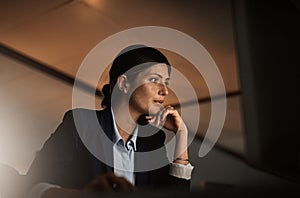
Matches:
[232,0,300,182]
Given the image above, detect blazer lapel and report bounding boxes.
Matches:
[96,108,115,173]
[135,135,151,188]
[134,125,164,188]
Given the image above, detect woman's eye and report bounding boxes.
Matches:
[150,78,158,83]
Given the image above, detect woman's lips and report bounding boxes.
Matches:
[153,99,164,104]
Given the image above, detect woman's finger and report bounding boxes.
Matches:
[154,110,162,127]
[160,106,177,122]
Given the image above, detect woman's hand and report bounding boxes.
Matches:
[146,105,187,133]
[146,106,189,165]
[42,173,135,198]
[83,172,135,192]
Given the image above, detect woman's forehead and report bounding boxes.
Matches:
[139,63,170,77]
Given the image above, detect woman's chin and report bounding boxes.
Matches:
[148,103,164,115]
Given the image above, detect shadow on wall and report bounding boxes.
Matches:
[0,163,26,198]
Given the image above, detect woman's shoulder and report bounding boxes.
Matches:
[61,108,108,121]
[51,108,110,144]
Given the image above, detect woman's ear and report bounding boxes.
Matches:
[116,74,130,94]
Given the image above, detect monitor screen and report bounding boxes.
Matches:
[232,0,300,182]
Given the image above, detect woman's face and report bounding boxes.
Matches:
[128,63,170,117]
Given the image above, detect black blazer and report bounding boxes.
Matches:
[25,108,190,191]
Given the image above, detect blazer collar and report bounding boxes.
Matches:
[97,108,114,141]
[96,108,114,172]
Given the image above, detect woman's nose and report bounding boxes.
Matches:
[158,83,168,96]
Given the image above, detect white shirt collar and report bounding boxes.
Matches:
[110,108,137,151]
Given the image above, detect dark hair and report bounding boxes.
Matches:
[101,45,171,108]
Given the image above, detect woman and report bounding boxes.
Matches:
[26,45,194,198]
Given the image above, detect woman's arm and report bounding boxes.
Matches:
[146,105,190,164]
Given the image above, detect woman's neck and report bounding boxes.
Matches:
[112,104,137,143]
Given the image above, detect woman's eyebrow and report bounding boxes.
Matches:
[148,73,170,80]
